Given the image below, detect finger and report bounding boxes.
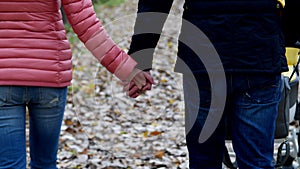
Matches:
[128,81,136,90]
[129,92,139,98]
[141,83,152,91]
[133,74,146,89]
[123,81,135,92]
[123,83,131,92]
[128,86,139,96]
[143,72,155,84]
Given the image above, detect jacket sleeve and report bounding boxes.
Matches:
[61,0,137,81]
[128,0,174,70]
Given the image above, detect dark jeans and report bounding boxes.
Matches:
[0,86,67,169]
[183,73,281,169]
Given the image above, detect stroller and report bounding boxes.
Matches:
[223,47,300,169]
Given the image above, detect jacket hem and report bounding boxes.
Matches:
[0,81,71,87]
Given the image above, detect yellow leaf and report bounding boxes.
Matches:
[169,99,175,104]
[161,79,167,83]
[143,131,148,138]
[167,41,173,48]
[151,122,158,127]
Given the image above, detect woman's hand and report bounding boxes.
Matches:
[123,70,154,98]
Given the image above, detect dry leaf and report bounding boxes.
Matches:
[154,150,165,159]
[150,131,163,136]
[143,131,148,138]
[161,79,167,83]
[64,119,73,126]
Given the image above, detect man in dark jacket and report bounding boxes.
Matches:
[127,0,293,168]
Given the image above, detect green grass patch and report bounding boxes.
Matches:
[92,0,125,7]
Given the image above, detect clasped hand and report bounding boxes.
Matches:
[123,68,154,98]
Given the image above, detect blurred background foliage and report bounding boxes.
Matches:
[61,0,125,23]
[62,0,126,43]
[92,0,125,7]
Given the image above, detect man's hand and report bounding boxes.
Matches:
[123,70,154,98]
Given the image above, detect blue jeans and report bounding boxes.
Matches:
[0,86,67,169]
[183,73,281,169]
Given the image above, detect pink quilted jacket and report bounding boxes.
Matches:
[0,0,137,87]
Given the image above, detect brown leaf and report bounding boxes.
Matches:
[150,131,163,136]
[65,127,77,134]
[154,150,165,159]
[64,119,73,126]
[78,148,89,155]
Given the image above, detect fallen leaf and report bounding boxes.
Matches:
[143,131,148,138]
[161,79,167,83]
[150,131,163,136]
[64,119,73,126]
[169,99,175,104]
[154,150,165,159]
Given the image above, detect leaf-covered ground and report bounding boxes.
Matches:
[27,0,189,169]
[24,1,296,168]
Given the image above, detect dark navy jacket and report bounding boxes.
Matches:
[129,0,289,74]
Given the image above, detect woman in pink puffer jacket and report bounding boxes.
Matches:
[0,0,153,168]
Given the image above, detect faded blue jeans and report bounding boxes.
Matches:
[0,86,67,169]
[183,73,281,169]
